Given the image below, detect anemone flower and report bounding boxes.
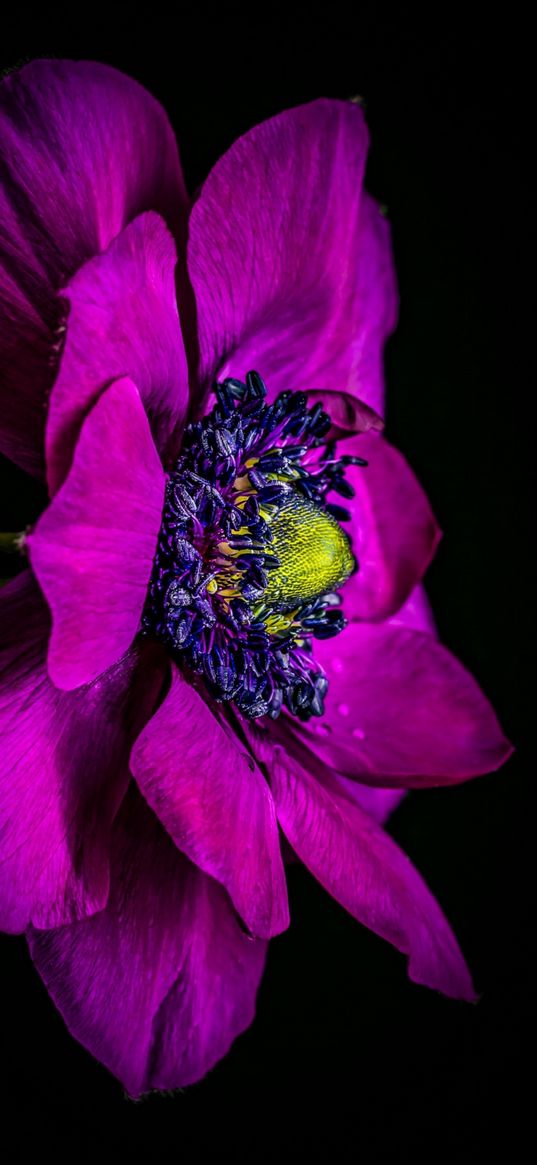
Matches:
[0,60,512,1096]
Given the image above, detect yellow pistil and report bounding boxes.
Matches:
[263,492,355,612]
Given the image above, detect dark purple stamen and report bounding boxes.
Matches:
[143,372,363,721]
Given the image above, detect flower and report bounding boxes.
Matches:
[0,60,512,1097]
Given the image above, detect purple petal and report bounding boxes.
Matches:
[27,378,165,689]
[270,751,475,999]
[347,586,436,820]
[0,59,187,477]
[188,100,396,411]
[331,776,406,825]
[0,572,165,933]
[245,714,406,830]
[259,588,435,824]
[28,788,268,1096]
[46,213,189,495]
[339,433,441,621]
[130,665,289,939]
[306,389,385,440]
[292,621,513,786]
[386,583,437,635]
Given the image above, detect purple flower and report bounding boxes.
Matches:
[0,61,512,1096]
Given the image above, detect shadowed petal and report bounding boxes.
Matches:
[350,586,435,820]
[27,378,165,689]
[339,433,441,621]
[0,59,187,476]
[270,750,475,1000]
[306,389,384,440]
[386,583,437,635]
[28,788,268,1096]
[0,572,165,932]
[188,100,396,413]
[330,776,407,825]
[257,587,436,825]
[335,588,436,819]
[131,665,289,939]
[290,622,513,786]
[46,213,189,494]
[242,713,406,830]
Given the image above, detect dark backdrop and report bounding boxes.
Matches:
[0,8,532,1163]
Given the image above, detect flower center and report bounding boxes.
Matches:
[261,492,355,612]
[143,372,365,720]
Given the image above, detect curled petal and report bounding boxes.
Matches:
[306,389,384,440]
[270,751,476,1000]
[29,788,267,1096]
[0,59,187,476]
[386,583,437,635]
[28,378,165,689]
[131,665,289,939]
[263,586,437,824]
[46,213,189,494]
[188,100,396,413]
[340,433,441,622]
[290,621,513,787]
[0,572,165,932]
[341,588,437,819]
[330,776,407,825]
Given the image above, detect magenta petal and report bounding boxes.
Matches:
[131,665,289,939]
[331,775,406,825]
[0,573,165,933]
[46,213,189,494]
[294,621,513,786]
[28,788,268,1096]
[0,59,187,477]
[345,586,436,820]
[386,583,437,635]
[255,587,439,826]
[188,101,396,411]
[306,389,385,440]
[270,752,475,999]
[339,433,441,621]
[27,378,165,689]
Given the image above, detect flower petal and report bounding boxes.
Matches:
[46,213,189,495]
[306,389,385,440]
[339,433,441,621]
[188,100,396,412]
[0,59,187,477]
[290,621,513,786]
[386,583,437,635]
[270,751,475,999]
[259,589,436,825]
[28,787,268,1096]
[243,714,406,830]
[27,377,165,689]
[0,572,165,933]
[130,665,289,939]
[347,586,435,820]
[330,776,406,825]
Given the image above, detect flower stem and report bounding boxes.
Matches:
[0,531,25,554]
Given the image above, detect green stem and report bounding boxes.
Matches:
[0,531,25,553]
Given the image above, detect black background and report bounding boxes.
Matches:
[0,8,533,1163]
